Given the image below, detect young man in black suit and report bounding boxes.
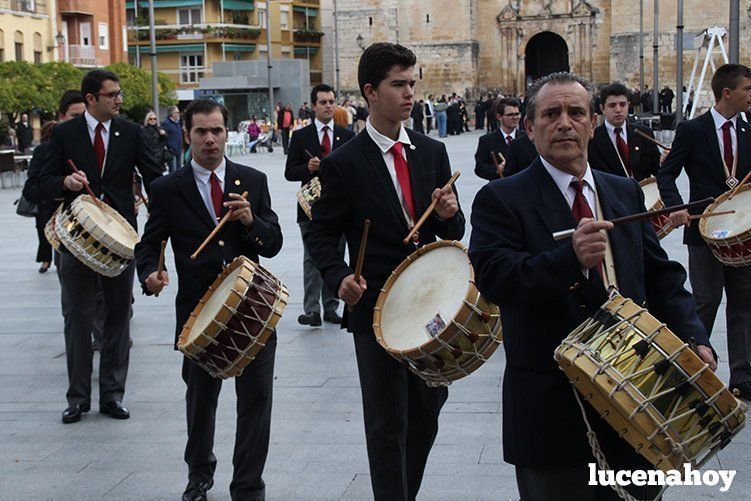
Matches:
[136,99,282,501]
[658,63,751,400]
[469,72,715,499]
[40,70,163,424]
[588,83,662,181]
[303,43,464,501]
[285,84,355,327]
[474,97,526,180]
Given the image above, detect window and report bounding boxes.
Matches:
[126,9,136,26]
[80,22,92,46]
[258,8,267,27]
[123,27,128,52]
[280,7,289,30]
[15,42,23,61]
[178,8,202,26]
[180,53,204,84]
[0,29,4,62]
[98,23,109,49]
[34,51,41,63]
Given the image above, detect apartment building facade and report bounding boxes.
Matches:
[56,0,128,67]
[0,0,57,63]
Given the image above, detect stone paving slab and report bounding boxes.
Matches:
[0,130,747,500]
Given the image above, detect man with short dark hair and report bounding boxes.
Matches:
[136,98,282,501]
[303,43,464,500]
[658,63,751,400]
[41,69,163,424]
[16,112,33,153]
[474,97,526,180]
[470,71,714,499]
[285,83,354,327]
[588,82,661,181]
[162,105,183,173]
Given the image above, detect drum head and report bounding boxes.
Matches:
[702,189,751,240]
[187,264,248,344]
[78,197,138,248]
[379,244,470,351]
[639,178,661,211]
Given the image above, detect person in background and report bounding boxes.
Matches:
[277,103,294,155]
[424,95,434,134]
[410,99,425,134]
[161,106,183,173]
[434,95,448,138]
[16,113,33,153]
[142,110,170,173]
[246,116,262,153]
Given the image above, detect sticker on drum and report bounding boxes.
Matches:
[424,314,446,338]
[711,229,732,239]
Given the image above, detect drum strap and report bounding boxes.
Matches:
[571,386,667,501]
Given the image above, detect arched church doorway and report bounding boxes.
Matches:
[525,32,570,86]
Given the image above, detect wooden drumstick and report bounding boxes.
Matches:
[402,171,461,245]
[490,151,505,178]
[155,240,167,297]
[634,128,672,151]
[348,219,371,312]
[190,191,248,260]
[304,148,315,159]
[688,210,735,221]
[728,170,751,199]
[66,159,105,211]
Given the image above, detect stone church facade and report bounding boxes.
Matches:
[330,0,751,98]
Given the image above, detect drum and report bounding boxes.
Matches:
[699,184,751,267]
[373,241,503,387]
[297,176,321,220]
[55,195,138,277]
[639,177,673,240]
[555,292,747,472]
[178,256,288,379]
[44,203,63,252]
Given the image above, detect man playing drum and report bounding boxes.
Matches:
[469,72,716,500]
[135,99,283,501]
[658,63,751,402]
[303,43,464,500]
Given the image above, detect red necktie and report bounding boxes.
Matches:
[390,142,415,222]
[614,127,632,177]
[506,134,513,145]
[210,172,223,221]
[321,125,331,157]
[722,121,734,169]
[94,122,105,174]
[571,179,603,278]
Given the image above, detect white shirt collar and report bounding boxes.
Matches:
[84,110,111,133]
[366,117,412,154]
[710,106,738,130]
[315,118,334,133]
[540,155,596,196]
[604,120,627,136]
[191,157,227,184]
[499,127,517,138]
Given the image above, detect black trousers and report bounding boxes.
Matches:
[34,215,52,263]
[688,244,751,386]
[352,332,447,501]
[59,253,133,407]
[281,127,291,154]
[182,333,276,501]
[515,466,662,501]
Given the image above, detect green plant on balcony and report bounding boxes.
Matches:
[293,26,324,42]
[229,11,249,25]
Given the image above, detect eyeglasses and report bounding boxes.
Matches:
[98,90,125,100]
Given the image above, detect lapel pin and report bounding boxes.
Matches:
[234,179,241,186]
[742,128,747,133]
[410,144,416,150]
[635,146,639,151]
[336,136,340,141]
[114,131,120,137]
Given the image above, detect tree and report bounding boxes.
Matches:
[105,62,177,123]
[37,63,84,112]
[0,61,83,120]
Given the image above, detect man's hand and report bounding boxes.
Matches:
[659,149,670,166]
[696,344,718,371]
[668,209,690,228]
[496,159,506,178]
[224,193,253,228]
[572,218,614,270]
[307,156,321,173]
[338,274,367,306]
[63,171,88,191]
[432,185,459,220]
[145,270,169,295]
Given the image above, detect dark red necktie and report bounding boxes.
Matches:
[571,179,603,278]
[505,134,513,145]
[321,125,331,157]
[614,127,632,177]
[209,172,223,221]
[390,142,415,222]
[94,122,105,173]
[722,121,734,169]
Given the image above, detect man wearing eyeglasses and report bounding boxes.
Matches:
[474,97,526,180]
[41,69,163,424]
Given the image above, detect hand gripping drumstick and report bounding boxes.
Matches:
[403,171,461,245]
[490,151,505,178]
[552,197,715,241]
[66,159,106,211]
[348,219,371,312]
[190,191,249,260]
[634,128,672,151]
[728,170,751,199]
[155,240,167,297]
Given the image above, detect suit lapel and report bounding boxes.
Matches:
[404,132,432,216]
[736,117,751,181]
[73,116,100,181]
[102,118,121,178]
[626,126,642,173]
[361,133,410,232]
[595,125,625,176]
[177,165,216,230]
[307,124,324,158]
[530,160,577,244]
[701,112,725,179]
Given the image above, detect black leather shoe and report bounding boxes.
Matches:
[731,381,751,401]
[62,403,90,424]
[298,312,322,327]
[323,311,342,324]
[99,401,130,419]
[182,479,214,501]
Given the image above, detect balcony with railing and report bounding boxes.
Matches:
[127,24,262,44]
[68,44,99,67]
[0,0,48,15]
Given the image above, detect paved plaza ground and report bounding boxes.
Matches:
[0,129,748,500]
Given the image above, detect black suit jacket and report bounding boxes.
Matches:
[504,134,538,176]
[657,111,751,245]
[284,122,355,223]
[39,114,162,229]
[469,159,709,468]
[588,123,660,181]
[134,159,283,347]
[303,129,465,333]
[474,129,526,180]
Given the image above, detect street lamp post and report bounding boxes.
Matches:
[676,0,684,123]
[148,0,159,116]
[729,0,740,63]
[266,1,275,122]
[652,0,659,115]
[333,0,340,94]
[639,0,644,93]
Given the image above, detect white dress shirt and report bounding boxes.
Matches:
[84,110,111,173]
[604,120,628,150]
[191,158,226,223]
[500,127,518,144]
[314,118,335,148]
[710,106,738,168]
[540,156,598,217]
[366,118,414,224]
